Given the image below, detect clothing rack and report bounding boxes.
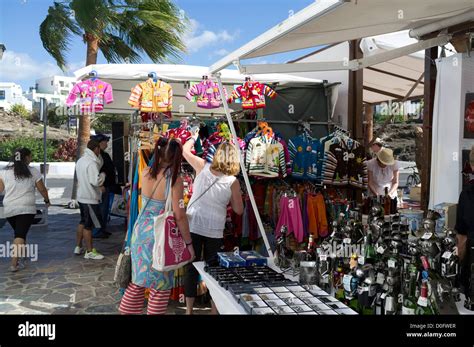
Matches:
[331,124,350,136]
[230,118,334,125]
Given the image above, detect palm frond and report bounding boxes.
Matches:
[39,2,81,70]
[41,0,188,68]
[99,33,141,63]
[110,0,188,63]
[70,0,116,38]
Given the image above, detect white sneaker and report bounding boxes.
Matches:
[18,258,27,269]
[74,246,83,255]
[10,259,26,272]
[84,248,104,260]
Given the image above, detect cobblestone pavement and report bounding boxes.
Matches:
[0,206,210,315]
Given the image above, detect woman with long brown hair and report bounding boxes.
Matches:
[119,138,195,315]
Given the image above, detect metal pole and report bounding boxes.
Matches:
[40,98,48,185]
[214,73,273,257]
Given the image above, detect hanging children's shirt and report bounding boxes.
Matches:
[245,136,287,178]
[128,79,173,113]
[322,138,368,189]
[66,79,113,113]
[275,196,304,243]
[278,137,292,176]
[317,134,335,181]
[185,79,228,109]
[288,134,322,180]
[228,81,277,110]
[201,131,245,163]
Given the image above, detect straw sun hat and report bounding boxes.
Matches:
[376,148,395,166]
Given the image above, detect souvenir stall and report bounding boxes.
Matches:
[70,64,336,307]
[198,0,472,315]
[69,59,463,315]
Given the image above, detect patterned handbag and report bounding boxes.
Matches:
[152,183,192,272]
[114,176,163,288]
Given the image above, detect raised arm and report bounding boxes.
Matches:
[182,130,206,175]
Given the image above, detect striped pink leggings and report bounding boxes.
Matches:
[119,282,171,315]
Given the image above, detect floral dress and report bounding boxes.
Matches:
[131,174,175,290]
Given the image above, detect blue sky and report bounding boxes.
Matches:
[0,0,316,90]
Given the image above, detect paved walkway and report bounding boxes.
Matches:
[0,206,210,315]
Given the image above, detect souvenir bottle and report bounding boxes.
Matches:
[383,187,391,215]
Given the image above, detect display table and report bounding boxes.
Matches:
[193,261,247,314]
[193,260,357,315]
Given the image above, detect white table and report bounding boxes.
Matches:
[456,294,474,315]
[193,261,246,314]
[193,259,356,315]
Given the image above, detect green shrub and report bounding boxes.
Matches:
[10,104,30,119]
[0,137,58,162]
[47,109,68,128]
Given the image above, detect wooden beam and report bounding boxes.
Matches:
[363,86,405,99]
[365,66,425,84]
[364,103,374,149]
[450,33,471,53]
[366,94,423,105]
[421,47,438,212]
[348,39,364,142]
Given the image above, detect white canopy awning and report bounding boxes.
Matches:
[72,64,324,115]
[209,0,474,74]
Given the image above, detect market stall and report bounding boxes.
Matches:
[69,64,337,305]
[198,0,473,315]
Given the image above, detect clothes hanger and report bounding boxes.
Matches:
[148,72,159,83]
[89,70,98,81]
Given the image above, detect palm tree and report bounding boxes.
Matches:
[40,0,187,201]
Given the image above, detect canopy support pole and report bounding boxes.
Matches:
[213,73,273,258]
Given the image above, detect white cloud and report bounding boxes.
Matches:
[0,51,83,85]
[183,19,238,53]
[215,49,229,57]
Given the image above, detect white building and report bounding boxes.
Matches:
[35,75,76,97]
[0,82,32,112]
[26,75,76,107]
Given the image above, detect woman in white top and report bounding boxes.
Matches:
[367,147,400,200]
[182,129,244,314]
[0,148,50,272]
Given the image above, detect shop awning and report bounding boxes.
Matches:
[209,0,474,74]
[362,44,425,104]
[72,64,324,115]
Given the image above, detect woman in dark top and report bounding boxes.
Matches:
[456,146,474,308]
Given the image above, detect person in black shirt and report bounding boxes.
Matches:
[93,134,117,238]
[456,146,474,308]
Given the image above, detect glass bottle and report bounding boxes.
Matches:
[384,187,391,215]
[363,231,376,264]
[415,272,435,315]
[401,273,417,315]
[305,234,316,261]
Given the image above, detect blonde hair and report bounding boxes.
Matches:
[210,142,240,176]
[470,145,474,166]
